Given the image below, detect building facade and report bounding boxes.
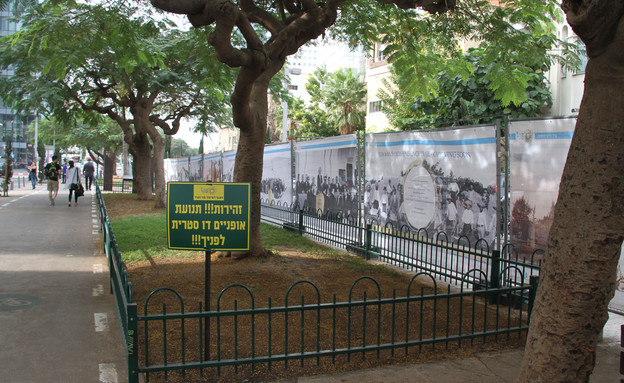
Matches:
[0,3,36,170]
[365,42,392,133]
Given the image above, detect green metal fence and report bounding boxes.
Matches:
[96,184,540,383]
[96,179,134,193]
[260,202,541,290]
[95,183,140,382]
[137,273,538,382]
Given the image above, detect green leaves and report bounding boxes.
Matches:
[360,0,566,128]
[290,66,366,137]
[0,1,235,138]
[382,48,552,128]
[484,63,532,107]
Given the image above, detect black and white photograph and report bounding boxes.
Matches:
[203,152,222,182]
[188,155,203,181]
[365,126,499,246]
[221,149,236,183]
[295,135,359,219]
[261,143,292,206]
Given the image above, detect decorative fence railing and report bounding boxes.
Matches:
[96,184,541,383]
[260,201,542,290]
[138,273,538,383]
[95,183,140,380]
[98,178,134,193]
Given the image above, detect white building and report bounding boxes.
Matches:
[365,42,392,133]
[547,24,586,117]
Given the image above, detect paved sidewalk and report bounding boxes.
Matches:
[0,186,128,383]
[291,310,622,382]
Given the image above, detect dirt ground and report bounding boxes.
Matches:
[104,194,525,383]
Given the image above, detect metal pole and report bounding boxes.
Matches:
[33,113,38,164]
[204,249,212,361]
[282,68,289,142]
[282,100,288,142]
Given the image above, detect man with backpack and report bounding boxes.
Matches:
[44,155,62,206]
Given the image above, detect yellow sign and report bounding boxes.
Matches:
[194,184,225,201]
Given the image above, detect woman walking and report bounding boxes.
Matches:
[28,161,37,189]
[64,160,81,207]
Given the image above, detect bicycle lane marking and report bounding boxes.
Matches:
[0,294,42,312]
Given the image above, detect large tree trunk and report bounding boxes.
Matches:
[142,110,167,208]
[132,102,169,207]
[151,135,166,208]
[518,3,624,382]
[230,66,281,258]
[132,129,154,200]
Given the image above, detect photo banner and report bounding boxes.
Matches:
[614,246,624,314]
[365,126,498,245]
[509,118,575,258]
[164,157,190,182]
[295,135,358,217]
[509,117,624,313]
[189,155,203,181]
[262,143,292,206]
[203,152,222,182]
[222,149,236,183]
[164,158,176,183]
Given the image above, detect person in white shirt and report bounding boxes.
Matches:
[64,161,82,207]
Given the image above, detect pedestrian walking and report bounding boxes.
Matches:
[44,156,62,206]
[83,157,95,191]
[28,161,37,189]
[64,160,82,207]
[61,160,67,184]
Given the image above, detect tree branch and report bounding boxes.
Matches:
[282,0,301,17]
[187,0,253,68]
[150,0,207,15]
[239,0,283,35]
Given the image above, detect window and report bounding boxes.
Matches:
[288,85,298,90]
[369,100,383,113]
[375,43,387,62]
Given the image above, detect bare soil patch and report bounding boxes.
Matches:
[104,193,525,383]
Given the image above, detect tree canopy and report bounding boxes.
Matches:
[331,0,578,129]
[380,47,553,128]
[0,0,235,205]
[33,114,123,162]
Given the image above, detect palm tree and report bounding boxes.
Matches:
[324,69,367,135]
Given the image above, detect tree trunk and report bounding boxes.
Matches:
[230,70,277,258]
[148,127,167,208]
[132,101,168,207]
[518,4,624,382]
[132,129,153,200]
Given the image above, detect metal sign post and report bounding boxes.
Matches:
[166,182,250,362]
